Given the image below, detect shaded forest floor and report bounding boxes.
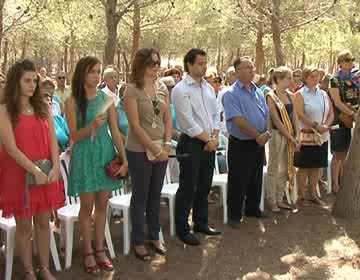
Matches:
[3,192,360,280]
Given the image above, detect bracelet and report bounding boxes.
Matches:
[164,141,172,146]
[265,131,271,138]
[154,148,162,158]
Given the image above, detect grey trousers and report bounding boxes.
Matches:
[126,150,167,245]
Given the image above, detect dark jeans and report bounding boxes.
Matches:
[126,150,167,245]
[227,136,264,222]
[175,134,215,237]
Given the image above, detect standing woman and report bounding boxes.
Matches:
[294,67,334,206]
[123,48,172,260]
[0,59,64,279]
[65,56,127,274]
[265,67,300,212]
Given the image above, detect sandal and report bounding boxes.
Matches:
[309,196,325,206]
[297,198,310,207]
[95,249,114,271]
[277,202,293,211]
[149,240,167,256]
[134,246,151,261]
[83,252,100,274]
[24,271,37,280]
[38,267,56,280]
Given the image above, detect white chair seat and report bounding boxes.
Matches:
[211,173,228,224]
[57,204,80,220]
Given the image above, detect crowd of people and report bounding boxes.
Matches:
[0,47,359,279]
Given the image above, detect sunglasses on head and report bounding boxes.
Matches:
[343,57,355,63]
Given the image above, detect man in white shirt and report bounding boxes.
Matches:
[172,48,222,246]
[101,67,120,106]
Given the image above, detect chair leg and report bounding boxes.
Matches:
[221,184,228,224]
[327,165,332,194]
[316,184,321,198]
[60,221,65,251]
[5,227,15,280]
[64,221,74,269]
[285,185,291,205]
[159,227,164,243]
[104,218,115,259]
[123,209,130,255]
[49,226,61,271]
[260,173,266,212]
[169,197,175,237]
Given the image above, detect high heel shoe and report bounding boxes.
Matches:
[83,252,100,274]
[134,246,151,261]
[95,249,114,271]
[149,241,167,256]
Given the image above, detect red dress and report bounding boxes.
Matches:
[0,114,65,218]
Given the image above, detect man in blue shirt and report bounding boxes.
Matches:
[223,57,271,228]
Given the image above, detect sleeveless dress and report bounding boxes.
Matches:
[0,114,65,218]
[67,90,120,196]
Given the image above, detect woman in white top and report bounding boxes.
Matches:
[294,67,334,206]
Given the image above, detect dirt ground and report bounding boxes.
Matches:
[3,192,360,280]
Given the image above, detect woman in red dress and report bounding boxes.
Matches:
[0,60,64,280]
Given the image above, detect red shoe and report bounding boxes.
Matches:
[95,249,114,271]
[83,252,100,274]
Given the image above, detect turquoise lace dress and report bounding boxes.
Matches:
[67,90,121,196]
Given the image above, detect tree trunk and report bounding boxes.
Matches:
[122,51,130,82]
[2,39,8,73]
[271,0,285,66]
[255,28,265,74]
[21,36,27,59]
[216,34,222,73]
[0,0,5,67]
[131,0,141,63]
[236,47,240,58]
[104,0,120,66]
[167,53,171,69]
[332,117,360,218]
[300,51,306,69]
[64,37,69,83]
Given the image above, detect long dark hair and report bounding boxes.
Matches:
[130,48,160,88]
[0,59,48,126]
[71,56,101,123]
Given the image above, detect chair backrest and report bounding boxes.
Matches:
[59,152,79,205]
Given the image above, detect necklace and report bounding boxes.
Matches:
[23,106,34,114]
[144,84,158,128]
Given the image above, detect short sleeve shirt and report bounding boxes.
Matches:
[124,82,168,152]
[330,74,359,107]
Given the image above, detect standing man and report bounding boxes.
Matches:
[54,71,71,112]
[172,48,222,246]
[223,57,271,229]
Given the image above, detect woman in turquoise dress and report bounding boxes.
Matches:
[65,56,127,274]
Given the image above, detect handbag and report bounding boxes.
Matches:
[25,159,53,208]
[105,157,126,180]
[339,104,356,128]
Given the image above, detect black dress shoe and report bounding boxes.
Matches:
[246,211,268,218]
[193,225,222,236]
[177,233,200,246]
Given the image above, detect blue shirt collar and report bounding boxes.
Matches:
[234,80,258,93]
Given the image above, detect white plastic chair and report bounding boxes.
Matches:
[211,134,229,224]
[57,152,115,269]
[0,211,61,280]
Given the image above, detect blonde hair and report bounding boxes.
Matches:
[302,66,318,84]
[272,66,292,84]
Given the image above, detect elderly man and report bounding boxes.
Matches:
[223,57,271,229]
[102,67,120,106]
[54,71,71,112]
[172,48,222,246]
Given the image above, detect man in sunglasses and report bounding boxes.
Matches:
[54,71,71,113]
[329,49,358,194]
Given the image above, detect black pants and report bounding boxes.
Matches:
[175,134,215,237]
[127,150,167,245]
[227,136,264,222]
